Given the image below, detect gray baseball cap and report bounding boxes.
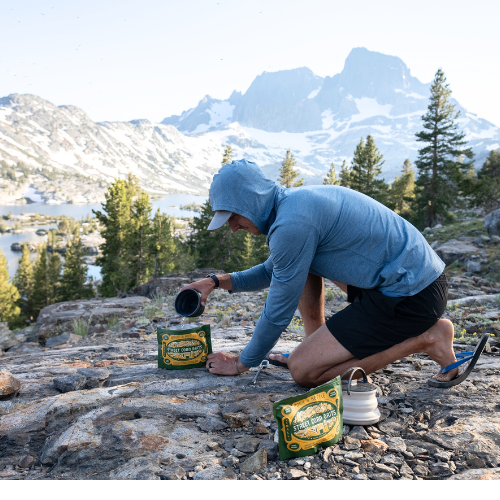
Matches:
[207,210,232,230]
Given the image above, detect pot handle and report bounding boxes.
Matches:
[340,367,368,396]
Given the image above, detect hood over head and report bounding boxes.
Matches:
[209,159,281,235]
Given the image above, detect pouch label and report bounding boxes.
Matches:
[161,331,208,366]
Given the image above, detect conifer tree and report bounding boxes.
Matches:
[391,159,416,216]
[339,160,352,188]
[14,243,33,321]
[0,249,21,328]
[221,145,234,166]
[323,163,341,185]
[413,69,473,228]
[469,150,500,213]
[47,251,62,305]
[130,190,152,286]
[94,174,139,296]
[278,150,304,187]
[150,209,176,277]
[349,135,389,204]
[60,237,93,302]
[31,245,49,318]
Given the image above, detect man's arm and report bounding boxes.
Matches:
[179,274,232,306]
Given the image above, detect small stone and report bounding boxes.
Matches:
[434,451,453,462]
[53,373,87,393]
[386,437,406,453]
[193,467,236,480]
[375,463,397,474]
[399,462,414,477]
[230,448,247,458]
[0,369,22,396]
[239,448,267,474]
[348,426,370,440]
[223,412,250,428]
[343,436,361,450]
[18,455,36,468]
[197,416,228,432]
[415,423,428,431]
[0,322,18,351]
[258,440,278,461]
[412,464,429,476]
[252,424,269,435]
[45,333,82,348]
[368,472,393,480]
[222,456,239,467]
[343,425,350,435]
[380,454,403,466]
[344,451,363,461]
[303,462,311,469]
[207,441,220,450]
[159,466,186,480]
[430,462,451,475]
[234,437,261,453]
[287,468,307,479]
[353,473,369,480]
[361,439,388,454]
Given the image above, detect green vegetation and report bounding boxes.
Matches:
[107,315,120,329]
[278,150,304,188]
[0,249,21,328]
[323,163,340,185]
[72,316,91,338]
[179,202,202,212]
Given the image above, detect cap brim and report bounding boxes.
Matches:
[207,210,232,230]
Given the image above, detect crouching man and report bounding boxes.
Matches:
[182,159,459,387]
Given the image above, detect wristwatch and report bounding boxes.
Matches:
[206,274,220,288]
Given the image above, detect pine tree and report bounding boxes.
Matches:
[0,249,21,328]
[130,190,153,286]
[31,245,49,318]
[349,136,389,204]
[391,159,416,216]
[94,175,139,296]
[339,160,352,188]
[278,150,304,187]
[222,145,234,166]
[470,150,500,213]
[60,237,93,302]
[413,69,474,228]
[323,163,341,185]
[47,252,62,305]
[13,243,33,321]
[150,209,176,277]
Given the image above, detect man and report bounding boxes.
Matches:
[183,159,461,387]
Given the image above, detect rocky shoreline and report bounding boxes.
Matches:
[1,270,500,480]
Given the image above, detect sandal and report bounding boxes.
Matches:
[266,353,289,368]
[427,333,489,388]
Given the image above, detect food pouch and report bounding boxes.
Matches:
[273,377,343,459]
[157,324,212,370]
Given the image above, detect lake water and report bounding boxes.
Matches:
[0,193,208,219]
[0,193,207,282]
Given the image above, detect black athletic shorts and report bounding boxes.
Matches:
[325,273,448,359]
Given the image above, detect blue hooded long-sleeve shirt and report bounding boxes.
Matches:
[209,159,445,367]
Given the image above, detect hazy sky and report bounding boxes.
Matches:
[1,0,499,125]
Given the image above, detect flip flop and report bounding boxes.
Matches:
[266,353,289,368]
[427,333,489,388]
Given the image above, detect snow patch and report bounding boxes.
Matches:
[307,88,321,99]
[321,109,334,130]
[351,98,393,123]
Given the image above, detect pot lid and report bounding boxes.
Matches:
[342,381,378,393]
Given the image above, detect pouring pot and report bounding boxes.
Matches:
[341,367,381,426]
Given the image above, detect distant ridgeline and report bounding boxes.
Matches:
[1,48,499,195]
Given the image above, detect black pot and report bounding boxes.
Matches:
[174,289,205,317]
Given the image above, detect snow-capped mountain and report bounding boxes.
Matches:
[0,94,225,194]
[163,47,500,182]
[1,48,499,197]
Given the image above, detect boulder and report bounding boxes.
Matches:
[53,374,87,393]
[0,323,18,351]
[46,333,83,348]
[484,209,500,237]
[435,238,480,266]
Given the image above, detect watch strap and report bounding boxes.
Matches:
[206,273,220,288]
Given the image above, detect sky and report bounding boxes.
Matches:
[1,0,499,125]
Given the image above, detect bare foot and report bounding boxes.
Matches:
[269,354,289,365]
[421,319,458,382]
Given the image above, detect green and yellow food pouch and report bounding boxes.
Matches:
[273,377,343,459]
[157,325,212,370]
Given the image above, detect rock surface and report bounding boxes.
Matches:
[0,323,18,352]
[1,275,500,480]
[485,209,500,238]
[0,370,21,397]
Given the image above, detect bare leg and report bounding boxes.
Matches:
[288,318,457,387]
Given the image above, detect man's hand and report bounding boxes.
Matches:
[179,278,215,307]
[206,352,250,375]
